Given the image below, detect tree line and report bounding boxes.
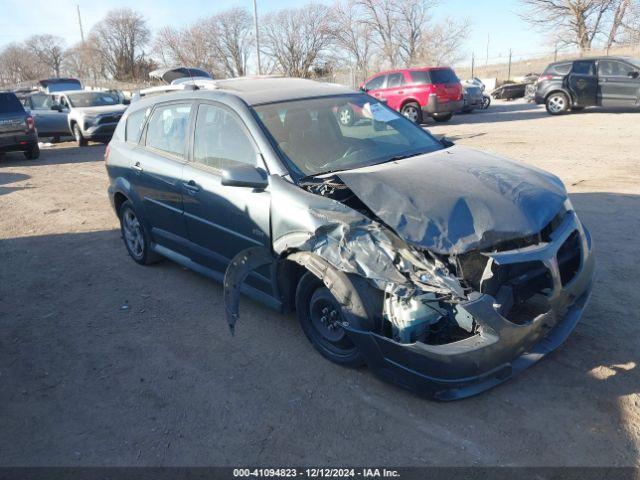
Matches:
[1,0,639,88]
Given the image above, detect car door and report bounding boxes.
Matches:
[28,94,69,136]
[181,102,272,292]
[131,101,193,256]
[597,59,640,107]
[567,60,597,106]
[377,72,406,110]
[362,74,387,101]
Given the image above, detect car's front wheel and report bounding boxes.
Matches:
[546,92,569,115]
[481,95,491,109]
[338,105,355,126]
[73,124,88,147]
[118,200,159,265]
[401,102,423,124]
[295,272,365,367]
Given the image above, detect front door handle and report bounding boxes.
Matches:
[132,161,143,172]
[183,180,201,194]
[397,90,404,94]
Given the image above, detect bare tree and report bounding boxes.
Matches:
[520,0,618,51]
[90,8,151,81]
[261,4,335,78]
[357,0,399,67]
[0,43,45,86]
[606,0,631,47]
[63,39,104,84]
[621,0,640,42]
[25,35,66,77]
[418,17,470,66]
[332,0,373,77]
[154,7,253,78]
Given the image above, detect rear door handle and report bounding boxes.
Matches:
[132,161,143,172]
[397,90,404,94]
[183,180,201,194]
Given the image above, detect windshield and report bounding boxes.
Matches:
[253,94,444,179]
[67,92,119,108]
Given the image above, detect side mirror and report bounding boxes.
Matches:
[359,86,368,92]
[440,136,455,148]
[629,71,639,79]
[50,104,62,112]
[122,98,131,105]
[221,164,268,189]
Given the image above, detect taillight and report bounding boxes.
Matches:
[25,116,35,132]
[104,143,110,162]
[537,74,552,83]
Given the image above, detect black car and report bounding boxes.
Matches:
[535,56,640,115]
[0,91,39,159]
[106,77,593,400]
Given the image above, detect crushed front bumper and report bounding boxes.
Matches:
[345,212,595,400]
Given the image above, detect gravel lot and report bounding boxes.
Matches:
[0,100,638,466]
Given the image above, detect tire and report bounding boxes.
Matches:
[338,105,355,126]
[433,113,453,122]
[118,200,160,265]
[23,144,40,160]
[545,92,569,115]
[400,101,423,124]
[73,123,88,147]
[295,272,365,367]
[481,95,491,109]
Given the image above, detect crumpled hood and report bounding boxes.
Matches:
[337,145,567,254]
[75,105,127,116]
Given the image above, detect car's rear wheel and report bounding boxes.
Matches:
[338,105,355,126]
[546,92,569,115]
[118,200,159,265]
[295,272,365,367]
[73,124,88,147]
[401,102,423,124]
[23,144,40,160]
[433,113,453,122]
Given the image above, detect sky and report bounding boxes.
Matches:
[0,0,561,67]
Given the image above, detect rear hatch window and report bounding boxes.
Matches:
[429,68,459,84]
[543,62,571,76]
[0,93,26,114]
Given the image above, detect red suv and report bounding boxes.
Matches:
[359,67,463,124]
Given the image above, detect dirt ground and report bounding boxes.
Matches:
[0,99,638,466]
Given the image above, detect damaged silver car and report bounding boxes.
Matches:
[106,77,594,400]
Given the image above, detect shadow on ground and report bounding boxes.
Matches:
[0,143,105,167]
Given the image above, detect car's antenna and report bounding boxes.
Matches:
[186,68,199,91]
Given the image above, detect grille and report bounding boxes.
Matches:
[98,114,121,125]
[557,230,581,285]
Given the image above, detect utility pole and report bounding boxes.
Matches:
[252,0,262,75]
[471,52,475,78]
[77,4,85,44]
[507,49,512,80]
[485,33,490,69]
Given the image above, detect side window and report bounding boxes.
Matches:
[546,62,571,75]
[125,108,150,144]
[365,75,386,91]
[145,103,191,157]
[598,60,634,77]
[387,73,404,88]
[572,61,595,75]
[193,103,256,171]
[408,70,430,85]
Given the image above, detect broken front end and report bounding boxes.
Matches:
[225,148,594,400]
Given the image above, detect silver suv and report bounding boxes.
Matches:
[52,90,128,146]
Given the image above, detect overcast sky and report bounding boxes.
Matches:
[0,0,558,67]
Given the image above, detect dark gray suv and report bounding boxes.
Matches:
[535,56,640,114]
[106,78,594,399]
[0,92,39,159]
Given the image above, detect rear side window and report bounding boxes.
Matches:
[572,61,595,75]
[598,60,634,77]
[387,73,404,88]
[429,68,458,84]
[544,62,571,75]
[125,108,150,144]
[409,70,430,85]
[0,93,25,114]
[145,103,192,157]
[364,75,385,91]
[193,103,256,171]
